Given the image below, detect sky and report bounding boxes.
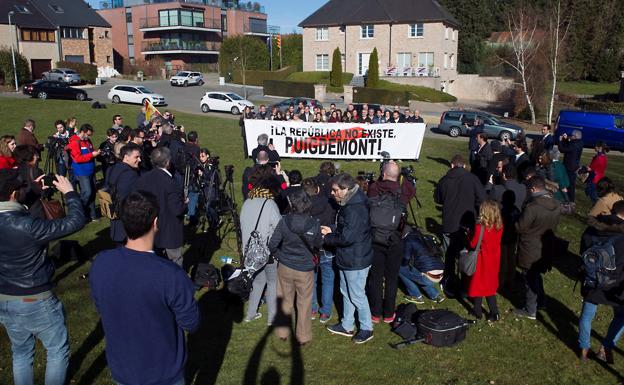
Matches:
[86,0,326,34]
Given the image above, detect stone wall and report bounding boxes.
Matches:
[449,74,514,102]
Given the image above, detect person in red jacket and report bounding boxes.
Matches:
[467,199,504,322]
[585,141,608,204]
[0,135,16,169]
[66,124,100,220]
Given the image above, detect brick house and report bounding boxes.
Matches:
[97,0,269,72]
[299,0,459,91]
[0,0,112,80]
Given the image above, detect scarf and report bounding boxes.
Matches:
[0,201,27,213]
[338,184,359,207]
[248,188,274,199]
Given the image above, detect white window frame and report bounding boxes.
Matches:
[444,53,448,69]
[417,52,434,68]
[360,25,374,39]
[409,23,424,38]
[397,52,411,69]
[450,54,454,69]
[315,27,328,41]
[315,54,329,71]
[452,30,457,41]
[445,27,449,40]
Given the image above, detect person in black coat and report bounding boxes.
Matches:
[434,154,485,296]
[250,133,280,163]
[106,144,141,243]
[322,173,375,343]
[578,201,624,362]
[467,118,485,164]
[541,124,555,151]
[558,130,584,202]
[472,132,493,185]
[134,147,186,267]
[512,138,531,179]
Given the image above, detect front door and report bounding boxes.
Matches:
[31,59,51,80]
[358,53,370,76]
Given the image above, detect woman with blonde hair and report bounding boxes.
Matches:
[0,135,17,169]
[467,200,504,321]
[66,117,78,134]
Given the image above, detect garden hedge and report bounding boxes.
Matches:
[263,80,315,98]
[577,98,624,114]
[232,66,296,86]
[354,87,410,106]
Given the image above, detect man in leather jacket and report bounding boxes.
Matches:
[0,170,85,385]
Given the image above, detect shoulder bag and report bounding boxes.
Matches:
[459,225,485,276]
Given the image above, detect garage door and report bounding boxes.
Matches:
[31,59,52,80]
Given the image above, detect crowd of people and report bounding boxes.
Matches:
[0,105,623,385]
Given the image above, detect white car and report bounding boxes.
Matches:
[107,85,166,106]
[200,92,254,115]
[170,71,204,87]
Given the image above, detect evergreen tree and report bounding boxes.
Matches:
[330,47,343,87]
[367,48,379,87]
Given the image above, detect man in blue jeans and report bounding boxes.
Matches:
[322,173,374,344]
[67,124,100,221]
[399,228,445,304]
[0,170,85,385]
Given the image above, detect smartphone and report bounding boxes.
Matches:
[42,174,56,188]
[269,138,274,145]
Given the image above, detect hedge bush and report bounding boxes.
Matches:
[577,98,624,114]
[354,87,410,105]
[232,66,296,86]
[56,61,97,84]
[0,47,30,85]
[263,80,314,98]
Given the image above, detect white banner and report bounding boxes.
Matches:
[243,120,426,160]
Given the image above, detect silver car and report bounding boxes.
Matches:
[42,68,81,84]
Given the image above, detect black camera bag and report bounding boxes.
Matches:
[416,309,469,347]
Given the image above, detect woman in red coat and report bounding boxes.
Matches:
[585,141,608,204]
[0,135,17,169]
[468,199,504,322]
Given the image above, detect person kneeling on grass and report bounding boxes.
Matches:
[90,191,200,385]
[399,228,445,304]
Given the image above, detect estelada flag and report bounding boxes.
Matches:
[144,99,161,121]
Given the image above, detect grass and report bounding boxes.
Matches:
[557,81,620,96]
[376,79,458,103]
[286,71,354,93]
[1,97,624,384]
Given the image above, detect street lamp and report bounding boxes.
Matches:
[8,11,19,92]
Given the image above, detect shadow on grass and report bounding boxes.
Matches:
[426,156,451,168]
[540,295,624,384]
[68,320,107,385]
[242,298,303,385]
[186,289,244,385]
[184,227,222,275]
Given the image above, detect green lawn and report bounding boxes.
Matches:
[286,71,354,93]
[557,81,620,96]
[0,97,623,384]
[376,79,458,103]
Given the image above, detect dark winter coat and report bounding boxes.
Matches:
[134,168,186,249]
[515,192,561,270]
[323,186,373,270]
[580,215,624,306]
[434,166,485,233]
[269,214,323,272]
[106,162,140,243]
[559,138,584,172]
[368,178,415,206]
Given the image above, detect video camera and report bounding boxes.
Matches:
[45,136,68,156]
[357,171,376,184]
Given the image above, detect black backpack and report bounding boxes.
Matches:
[222,265,253,301]
[581,235,624,290]
[369,191,404,246]
[193,263,221,290]
[416,309,470,347]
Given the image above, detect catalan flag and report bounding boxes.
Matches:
[144,98,161,122]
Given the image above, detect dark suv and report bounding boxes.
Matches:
[437,110,523,141]
[272,97,323,113]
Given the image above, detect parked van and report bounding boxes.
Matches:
[555,110,624,151]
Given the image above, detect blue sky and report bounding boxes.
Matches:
[87,0,325,33]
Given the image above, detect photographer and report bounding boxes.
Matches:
[242,151,287,201]
[98,128,119,179]
[366,161,416,323]
[188,148,220,228]
[13,145,45,219]
[251,134,280,163]
[67,124,100,221]
[50,120,70,176]
[0,170,85,385]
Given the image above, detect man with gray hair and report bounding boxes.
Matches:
[251,133,280,163]
[558,129,584,202]
[322,173,375,344]
[134,147,187,267]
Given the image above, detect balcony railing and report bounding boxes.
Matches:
[243,23,269,35]
[141,41,220,53]
[139,17,221,30]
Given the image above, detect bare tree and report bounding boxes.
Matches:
[546,0,572,124]
[498,7,542,124]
